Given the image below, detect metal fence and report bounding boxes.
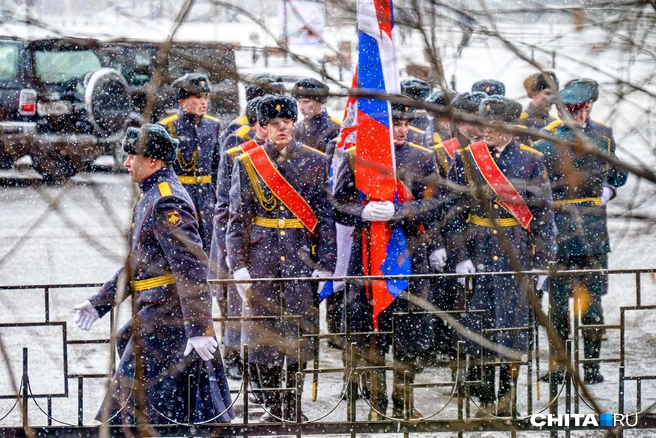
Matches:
[1,269,656,436]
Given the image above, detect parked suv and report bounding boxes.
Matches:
[0,37,132,183]
[0,37,239,182]
[100,40,239,170]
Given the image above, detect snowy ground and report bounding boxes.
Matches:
[1,11,656,438]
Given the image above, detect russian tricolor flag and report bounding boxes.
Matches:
[355,0,410,330]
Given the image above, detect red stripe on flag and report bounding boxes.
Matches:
[355,111,396,201]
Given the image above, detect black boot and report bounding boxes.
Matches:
[539,369,565,384]
[391,357,422,419]
[471,365,496,418]
[284,363,308,422]
[224,347,243,380]
[257,364,283,423]
[248,363,265,404]
[496,364,519,417]
[367,368,388,420]
[583,317,604,384]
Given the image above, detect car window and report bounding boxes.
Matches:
[0,42,19,81]
[35,50,102,83]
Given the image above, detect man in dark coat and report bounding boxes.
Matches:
[292,78,341,153]
[209,96,267,383]
[332,103,442,419]
[226,95,336,422]
[73,125,234,425]
[534,82,628,385]
[400,78,432,145]
[158,73,222,253]
[445,96,556,417]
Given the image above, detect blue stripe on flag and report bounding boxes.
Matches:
[357,32,390,128]
[319,281,334,301]
[380,224,411,297]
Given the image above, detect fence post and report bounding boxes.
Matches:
[243,344,249,427]
[78,377,83,426]
[22,347,28,429]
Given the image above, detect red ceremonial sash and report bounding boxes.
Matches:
[468,141,533,230]
[245,146,319,232]
[240,139,259,153]
[443,138,460,159]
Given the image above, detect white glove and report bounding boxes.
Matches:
[312,269,332,295]
[333,280,346,293]
[455,259,475,286]
[429,248,448,272]
[361,201,395,222]
[601,186,615,205]
[183,336,218,361]
[233,267,252,304]
[74,300,99,331]
[531,268,548,291]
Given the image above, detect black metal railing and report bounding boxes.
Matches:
[1,269,656,436]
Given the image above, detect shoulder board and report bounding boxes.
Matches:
[236,115,248,126]
[459,146,471,152]
[515,124,527,130]
[226,145,243,157]
[158,182,173,197]
[520,144,543,156]
[237,152,250,162]
[302,144,325,156]
[159,114,179,125]
[203,114,220,122]
[433,132,443,143]
[329,117,342,126]
[408,142,430,152]
[235,125,252,139]
[544,119,563,132]
[592,119,610,128]
[520,112,529,120]
[433,143,445,150]
[346,146,356,153]
[408,125,424,134]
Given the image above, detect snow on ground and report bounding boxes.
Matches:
[0,13,656,437]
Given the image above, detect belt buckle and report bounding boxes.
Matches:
[278,219,285,228]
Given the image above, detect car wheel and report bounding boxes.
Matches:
[32,153,76,185]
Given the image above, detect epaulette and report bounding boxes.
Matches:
[515,124,528,130]
[302,144,325,156]
[235,125,252,139]
[408,125,424,134]
[159,114,179,125]
[235,115,248,126]
[237,152,250,161]
[157,182,173,197]
[459,146,471,152]
[592,119,610,128]
[544,119,563,132]
[330,117,342,126]
[346,146,356,153]
[433,143,445,150]
[433,132,443,143]
[520,112,529,120]
[408,142,431,152]
[520,144,543,156]
[203,114,220,122]
[226,146,243,157]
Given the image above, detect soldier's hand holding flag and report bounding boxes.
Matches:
[361,201,395,222]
